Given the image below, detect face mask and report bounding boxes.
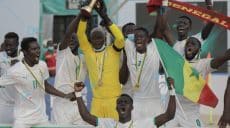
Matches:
[126,34,134,42]
[47,46,54,51]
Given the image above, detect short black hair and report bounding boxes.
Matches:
[178,15,192,26]
[120,94,133,104]
[21,37,37,51]
[187,37,201,48]
[4,32,19,44]
[122,22,135,34]
[135,27,149,37]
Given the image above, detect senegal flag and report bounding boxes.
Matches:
[153,39,218,108]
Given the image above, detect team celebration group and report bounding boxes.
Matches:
[0,0,229,128]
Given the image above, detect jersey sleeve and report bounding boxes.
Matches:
[39,61,50,80]
[124,39,135,56]
[199,58,216,73]
[76,20,92,53]
[0,68,16,87]
[79,54,88,82]
[109,24,125,51]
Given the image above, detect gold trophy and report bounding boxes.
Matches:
[81,0,98,18]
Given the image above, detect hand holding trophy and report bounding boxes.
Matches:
[81,0,98,18]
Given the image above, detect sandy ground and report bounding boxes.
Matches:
[201,114,230,128]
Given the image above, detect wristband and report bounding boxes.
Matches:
[75,92,82,98]
[169,89,176,96]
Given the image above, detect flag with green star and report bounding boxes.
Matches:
[153,39,218,108]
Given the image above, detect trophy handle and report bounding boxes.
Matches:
[81,0,98,18]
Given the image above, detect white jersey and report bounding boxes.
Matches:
[178,58,215,112]
[125,39,161,99]
[173,33,204,56]
[53,47,88,124]
[55,47,87,93]
[97,118,157,128]
[120,49,134,97]
[0,61,49,124]
[0,51,23,106]
[168,58,215,127]
[125,39,162,120]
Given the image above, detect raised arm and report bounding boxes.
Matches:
[155,77,176,127]
[74,82,97,126]
[201,0,215,40]
[119,51,130,85]
[211,49,230,69]
[218,77,230,128]
[152,8,175,46]
[59,14,81,51]
[76,15,91,52]
[95,0,124,50]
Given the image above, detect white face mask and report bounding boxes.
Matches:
[47,46,54,51]
[126,34,134,42]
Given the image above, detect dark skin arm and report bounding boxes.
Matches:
[94,0,114,40]
[155,77,176,127]
[218,77,230,128]
[154,8,175,46]
[59,14,81,51]
[210,49,230,69]
[94,0,112,26]
[201,0,215,40]
[44,80,76,101]
[151,8,164,40]
[119,50,130,85]
[74,82,97,126]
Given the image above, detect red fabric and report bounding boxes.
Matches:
[198,83,218,108]
[45,50,56,76]
[147,0,163,13]
[147,0,230,29]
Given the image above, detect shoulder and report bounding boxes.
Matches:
[18,52,24,60]
[97,118,116,127]
[0,52,7,59]
[38,60,48,69]
[0,51,5,56]
[8,61,24,73]
[197,58,212,65]
[191,33,203,42]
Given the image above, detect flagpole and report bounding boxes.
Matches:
[206,53,214,124]
[153,39,188,120]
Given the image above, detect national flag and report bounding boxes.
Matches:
[146,0,163,15]
[147,0,230,29]
[154,39,218,108]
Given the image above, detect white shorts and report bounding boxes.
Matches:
[14,119,49,128]
[0,104,14,124]
[166,109,204,127]
[52,97,86,125]
[132,98,163,121]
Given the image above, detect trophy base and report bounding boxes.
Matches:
[81,9,91,18]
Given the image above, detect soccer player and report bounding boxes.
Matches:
[0,37,75,128]
[74,77,176,128]
[52,14,88,125]
[167,37,230,127]
[0,32,23,124]
[162,0,215,56]
[76,1,124,119]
